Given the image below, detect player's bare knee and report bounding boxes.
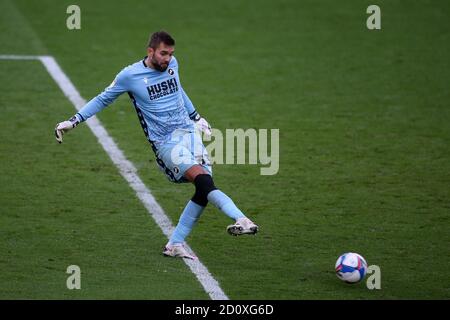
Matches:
[191,174,216,206]
[184,165,208,182]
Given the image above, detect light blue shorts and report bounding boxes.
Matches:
[155,129,212,183]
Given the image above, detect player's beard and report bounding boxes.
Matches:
[151,57,168,72]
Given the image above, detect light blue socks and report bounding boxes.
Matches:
[169,190,246,245]
[207,189,245,221]
[169,200,204,245]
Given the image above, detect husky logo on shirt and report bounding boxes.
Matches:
[168,68,174,75]
[146,77,179,100]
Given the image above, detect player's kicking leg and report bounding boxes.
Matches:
[184,165,259,236]
[163,165,259,259]
[160,131,258,259]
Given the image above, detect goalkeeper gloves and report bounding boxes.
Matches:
[55,115,80,143]
[192,113,212,137]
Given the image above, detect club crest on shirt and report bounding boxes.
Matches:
[168,68,174,75]
[173,166,180,174]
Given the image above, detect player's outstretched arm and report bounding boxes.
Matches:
[54,67,129,144]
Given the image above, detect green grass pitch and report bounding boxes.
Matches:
[0,0,449,299]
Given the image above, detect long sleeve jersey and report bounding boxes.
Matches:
[75,56,198,152]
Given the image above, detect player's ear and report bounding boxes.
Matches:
[147,47,154,57]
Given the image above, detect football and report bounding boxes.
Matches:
[335,252,368,284]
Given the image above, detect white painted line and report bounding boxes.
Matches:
[0,54,42,60]
[1,54,229,300]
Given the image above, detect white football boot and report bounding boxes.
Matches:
[227,217,259,236]
[162,243,197,260]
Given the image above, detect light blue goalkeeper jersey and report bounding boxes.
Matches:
[75,56,198,152]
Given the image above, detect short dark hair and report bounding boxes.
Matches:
[148,31,175,49]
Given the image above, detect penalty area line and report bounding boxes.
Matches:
[0,54,229,300]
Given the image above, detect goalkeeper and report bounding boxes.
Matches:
[55,31,258,260]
